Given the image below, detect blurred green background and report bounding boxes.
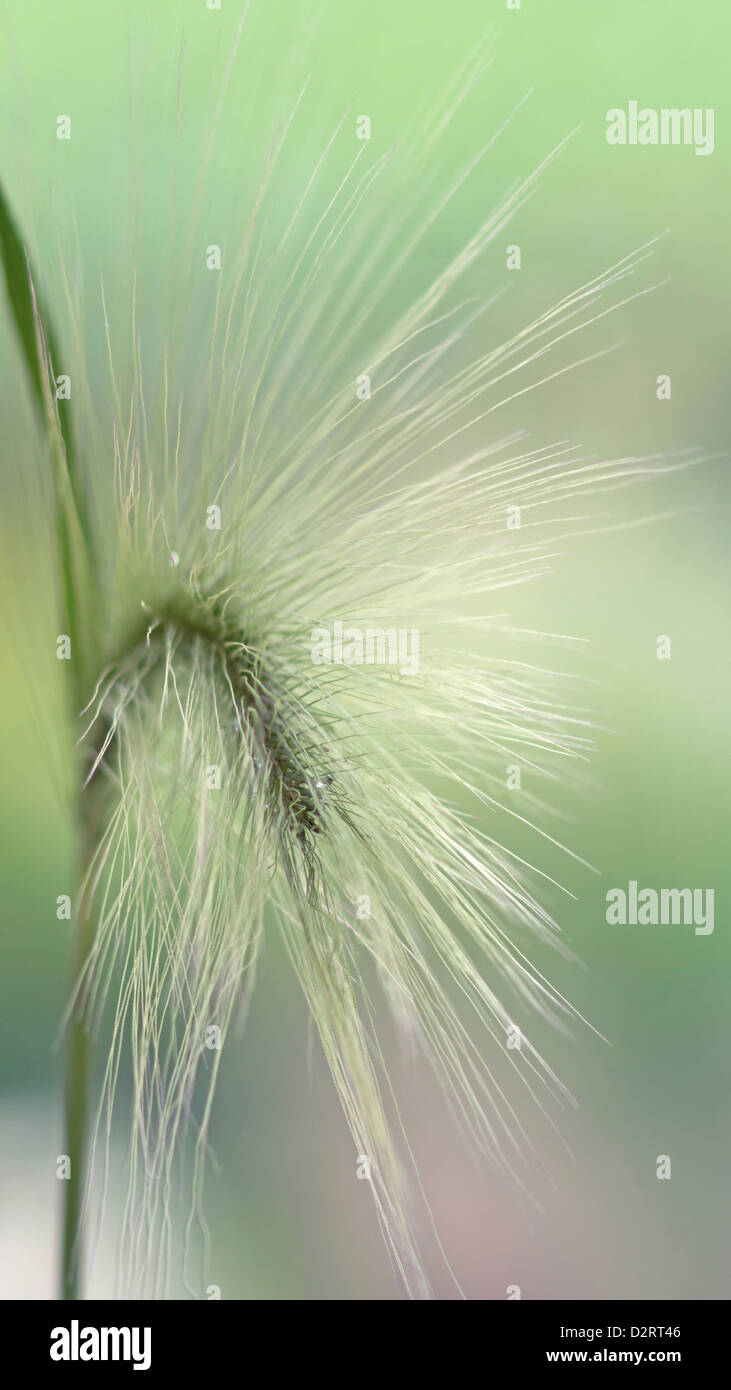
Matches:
[0,0,729,1298]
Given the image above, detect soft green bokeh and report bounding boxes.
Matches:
[0,0,728,1298]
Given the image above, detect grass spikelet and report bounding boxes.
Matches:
[0,13,690,1299]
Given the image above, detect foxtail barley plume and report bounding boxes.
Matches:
[0,10,684,1300]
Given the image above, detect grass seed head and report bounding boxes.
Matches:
[2,17,683,1298]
